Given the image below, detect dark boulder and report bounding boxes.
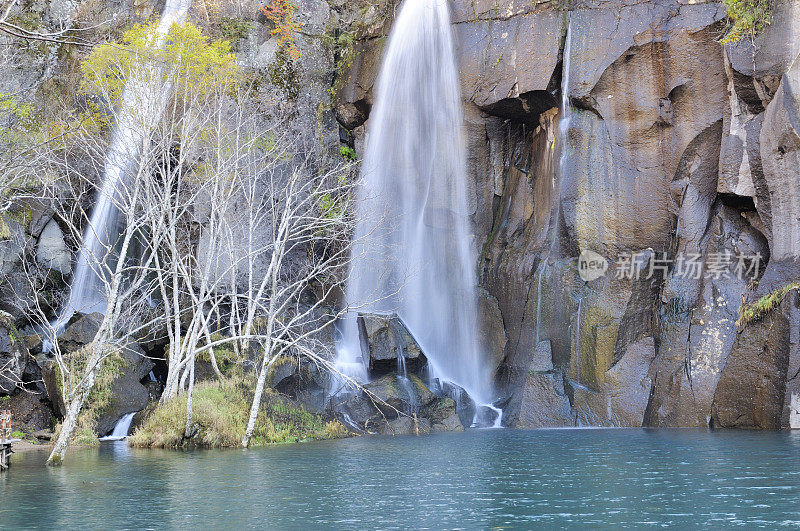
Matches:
[711,309,790,429]
[358,314,427,376]
[94,344,155,436]
[58,312,104,353]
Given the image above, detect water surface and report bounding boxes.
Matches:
[2,429,800,528]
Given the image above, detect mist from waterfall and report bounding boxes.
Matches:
[45,0,192,341]
[335,0,492,405]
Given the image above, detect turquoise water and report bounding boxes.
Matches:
[2,429,800,528]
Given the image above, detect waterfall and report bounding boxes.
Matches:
[43,0,192,348]
[334,0,492,405]
[560,17,573,137]
[99,412,137,441]
[574,291,583,383]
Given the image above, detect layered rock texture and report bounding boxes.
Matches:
[335,0,800,429]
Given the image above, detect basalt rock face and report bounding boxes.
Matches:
[335,0,800,429]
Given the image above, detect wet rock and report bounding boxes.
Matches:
[364,373,435,418]
[516,371,574,428]
[711,310,790,430]
[359,314,426,376]
[380,415,431,436]
[424,397,464,433]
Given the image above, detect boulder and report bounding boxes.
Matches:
[424,397,464,433]
[94,344,155,436]
[711,309,790,429]
[363,373,435,418]
[58,312,103,352]
[380,415,431,436]
[267,355,326,413]
[36,219,71,274]
[335,373,465,434]
[516,371,574,428]
[359,314,426,376]
[531,340,553,373]
[5,389,54,433]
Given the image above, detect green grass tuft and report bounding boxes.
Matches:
[129,380,349,449]
[737,281,800,328]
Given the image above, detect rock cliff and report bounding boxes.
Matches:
[335,0,800,429]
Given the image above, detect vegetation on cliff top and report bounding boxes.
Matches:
[721,0,774,44]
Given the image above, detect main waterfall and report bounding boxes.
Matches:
[44,0,191,344]
[335,0,493,406]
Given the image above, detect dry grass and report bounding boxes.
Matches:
[129,380,348,448]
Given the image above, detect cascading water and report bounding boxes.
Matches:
[334,0,493,409]
[99,412,137,441]
[43,0,192,348]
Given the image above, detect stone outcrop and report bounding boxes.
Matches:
[337,373,464,435]
[357,314,427,376]
[711,309,790,429]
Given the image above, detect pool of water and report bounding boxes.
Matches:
[2,429,800,528]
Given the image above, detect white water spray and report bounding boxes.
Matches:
[99,412,137,441]
[335,0,492,406]
[43,0,192,348]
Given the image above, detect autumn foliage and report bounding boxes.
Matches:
[261,0,301,59]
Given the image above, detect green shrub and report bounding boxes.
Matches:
[721,0,773,44]
[213,18,252,49]
[737,281,800,328]
[129,380,349,448]
[339,145,357,161]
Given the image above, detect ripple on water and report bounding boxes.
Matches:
[1,430,800,528]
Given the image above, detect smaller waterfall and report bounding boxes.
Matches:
[43,0,192,351]
[574,291,584,383]
[534,260,548,344]
[99,412,136,441]
[560,17,573,135]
